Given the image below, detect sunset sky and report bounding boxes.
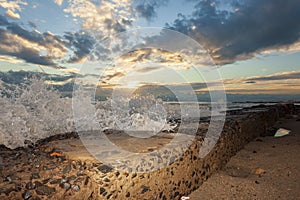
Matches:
[0,0,300,98]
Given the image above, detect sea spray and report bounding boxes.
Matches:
[0,77,74,149]
[0,77,177,149]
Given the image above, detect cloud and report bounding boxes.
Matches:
[133,0,169,21]
[64,31,95,63]
[221,71,300,94]
[168,0,300,65]
[54,0,64,6]
[63,0,133,36]
[246,71,300,82]
[28,21,37,28]
[5,10,20,19]
[0,15,70,67]
[0,15,9,25]
[0,0,27,19]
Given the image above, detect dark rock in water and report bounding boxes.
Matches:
[97,165,113,173]
[60,182,71,190]
[36,185,56,195]
[26,182,36,190]
[62,164,71,174]
[22,190,32,200]
[71,184,80,192]
[31,172,40,179]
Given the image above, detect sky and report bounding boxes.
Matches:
[0,0,300,99]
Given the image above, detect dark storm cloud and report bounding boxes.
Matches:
[133,0,169,21]
[168,0,300,65]
[64,31,95,63]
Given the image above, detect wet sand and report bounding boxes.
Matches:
[189,114,300,199]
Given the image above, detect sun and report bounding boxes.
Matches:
[119,81,140,89]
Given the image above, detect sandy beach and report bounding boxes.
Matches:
[189,113,300,199]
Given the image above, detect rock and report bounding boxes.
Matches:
[77,170,85,176]
[31,172,40,179]
[42,178,50,184]
[67,175,77,182]
[33,181,43,187]
[225,166,250,178]
[97,165,113,173]
[72,184,80,192]
[26,182,36,190]
[126,192,130,197]
[62,164,71,174]
[60,182,71,190]
[22,190,32,200]
[84,176,90,186]
[36,185,56,196]
[49,179,61,184]
[14,182,22,191]
[255,168,266,175]
[103,178,110,182]
[141,185,150,194]
[100,187,106,195]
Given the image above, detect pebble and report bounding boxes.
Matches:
[100,187,106,195]
[22,190,32,200]
[60,182,71,190]
[36,185,56,195]
[31,172,40,179]
[141,185,150,194]
[26,182,36,190]
[62,164,71,174]
[97,165,113,173]
[71,184,80,192]
[67,175,77,182]
[49,179,61,184]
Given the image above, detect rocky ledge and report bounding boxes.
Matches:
[0,104,297,200]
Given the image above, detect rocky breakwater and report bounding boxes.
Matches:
[0,104,296,200]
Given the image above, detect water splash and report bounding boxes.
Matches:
[0,77,177,149]
[0,77,74,149]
